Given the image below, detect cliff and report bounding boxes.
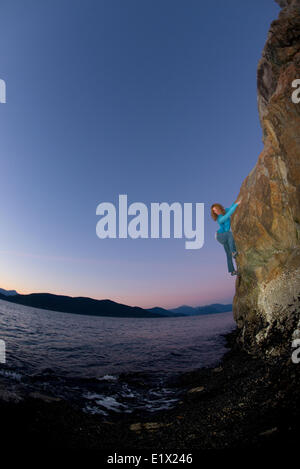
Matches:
[231,0,300,356]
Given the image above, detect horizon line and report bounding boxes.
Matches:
[0,285,233,311]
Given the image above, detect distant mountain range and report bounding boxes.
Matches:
[0,287,232,319]
[0,288,18,296]
[0,291,165,318]
[147,303,232,317]
[168,303,233,316]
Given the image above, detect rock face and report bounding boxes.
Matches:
[231,0,300,356]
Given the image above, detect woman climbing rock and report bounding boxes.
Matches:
[211,200,241,276]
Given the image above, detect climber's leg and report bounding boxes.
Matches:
[223,238,235,273]
[217,232,234,273]
[228,231,237,257]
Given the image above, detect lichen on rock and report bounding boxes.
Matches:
[231,0,300,356]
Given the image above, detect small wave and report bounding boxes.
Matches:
[144,399,179,412]
[97,374,118,381]
[119,383,135,398]
[83,392,129,413]
[148,388,174,397]
[143,388,180,412]
[83,404,109,416]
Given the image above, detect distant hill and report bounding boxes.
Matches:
[169,303,232,316]
[167,305,195,316]
[0,288,18,296]
[0,292,165,318]
[147,306,185,317]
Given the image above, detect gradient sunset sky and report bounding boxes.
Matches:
[0,0,279,309]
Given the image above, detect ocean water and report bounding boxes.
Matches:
[0,298,235,417]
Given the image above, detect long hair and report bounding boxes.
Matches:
[211,203,225,221]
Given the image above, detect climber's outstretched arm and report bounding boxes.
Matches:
[217,199,241,224]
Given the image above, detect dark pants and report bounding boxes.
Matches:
[216,231,237,273]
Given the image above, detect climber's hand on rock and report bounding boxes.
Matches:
[236,199,242,205]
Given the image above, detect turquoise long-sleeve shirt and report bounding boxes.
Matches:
[217,202,238,233]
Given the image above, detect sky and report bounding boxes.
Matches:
[0,0,280,309]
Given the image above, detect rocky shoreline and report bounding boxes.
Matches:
[0,329,299,453]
